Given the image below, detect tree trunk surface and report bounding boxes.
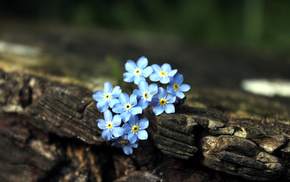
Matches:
[0,68,289,182]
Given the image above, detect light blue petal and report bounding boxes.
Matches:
[133,75,145,85]
[128,132,137,144]
[109,98,119,108]
[104,110,112,122]
[160,76,170,84]
[137,130,148,140]
[112,127,123,137]
[131,106,142,115]
[175,74,183,85]
[112,115,122,126]
[136,56,148,69]
[169,76,174,85]
[167,69,178,77]
[123,146,133,155]
[125,60,137,72]
[119,93,129,105]
[133,89,143,99]
[92,90,104,101]
[151,64,161,73]
[129,115,138,126]
[123,72,135,83]
[104,82,112,93]
[147,94,154,102]
[129,94,137,106]
[130,142,138,148]
[138,80,148,92]
[97,119,107,130]
[165,104,175,114]
[138,118,149,129]
[121,111,131,122]
[97,100,109,112]
[137,98,148,109]
[112,103,124,113]
[149,97,159,106]
[102,129,112,140]
[142,66,153,77]
[148,84,158,95]
[112,142,122,148]
[179,84,191,92]
[175,91,185,99]
[149,73,161,82]
[122,124,132,133]
[167,86,175,95]
[166,94,176,103]
[153,105,165,115]
[111,86,121,96]
[157,87,166,98]
[161,63,171,72]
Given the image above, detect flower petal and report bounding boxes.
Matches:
[104,110,112,121]
[128,132,137,144]
[149,73,161,82]
[153,105,165,115]
[121,111,131,122]
[133,75,145,85]
[157,87,166,98]
[138,118,149,129]
[136,56,148,69]
[112,115,122,126]
[151,64,161,73]
[175,91,185,99]
[138,80,148,92]
[129,94,137,106]
[112,103,124,113]
[104,82,113,93]
[131,106,142,115]
[165,104,175,114]
[97,119,107,130]
[123,146,133,155]
[167,86,175,95]
[137,98,148,109]
[179,84,191,92]
[161,63,171,72]
[93,90,104,101]
[130,142,138,148]
[167,69,177,77]
[97,100,109,112]
[112,127,123,137]
[109,98,119,108]
[122,123,132,133]
[149,97,159,106]
[133,89,143,99]
[102,129,112,140]
[160,76,170,84]
[128,115,138,126]
[142,66,153,77]
[125,60,137,72]
[137,130,148,140]
[166,94,176,103]
[148,84,158,95]
[111,86,121,96]
[112,141,122,148]
[119,93,129,105]
[175,74,184,85]
[123,72,135,83]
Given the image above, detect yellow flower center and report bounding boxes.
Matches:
[104,93,112,101]
[159,98,167,106]
[124,103,132,111]
[106,121,113,129]
[120,140,128,145]
[132,125,139,132]
[160,71,167,77]
[134,68,142,76]
[173,83,179,91]
[143,91,149,99]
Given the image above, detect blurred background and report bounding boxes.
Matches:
[0,0,289,92]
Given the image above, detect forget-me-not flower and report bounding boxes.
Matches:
[93,82,121,112]
[112,93,142,122]
[133,81,158,109]
[111,134,138,155]
[97,110,123,140]
[150,87,176,115]
[167,73,191,99]
[123,56,153,85]
[122,115,149,144]
[149,63,177,84]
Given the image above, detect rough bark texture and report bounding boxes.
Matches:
[1,68,289,182]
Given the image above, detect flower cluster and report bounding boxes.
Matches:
[92,56,190,155]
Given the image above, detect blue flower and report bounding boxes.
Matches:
[167,73,190,99]
[111,135,138,155]
[93,82,121,112]
[133,81,158,109]
[149,63,177,84]
[112,93,142,122]
[97,110,123,140]
[123,56,153,85]
[122,115,149,144]
[150,87,176,115]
